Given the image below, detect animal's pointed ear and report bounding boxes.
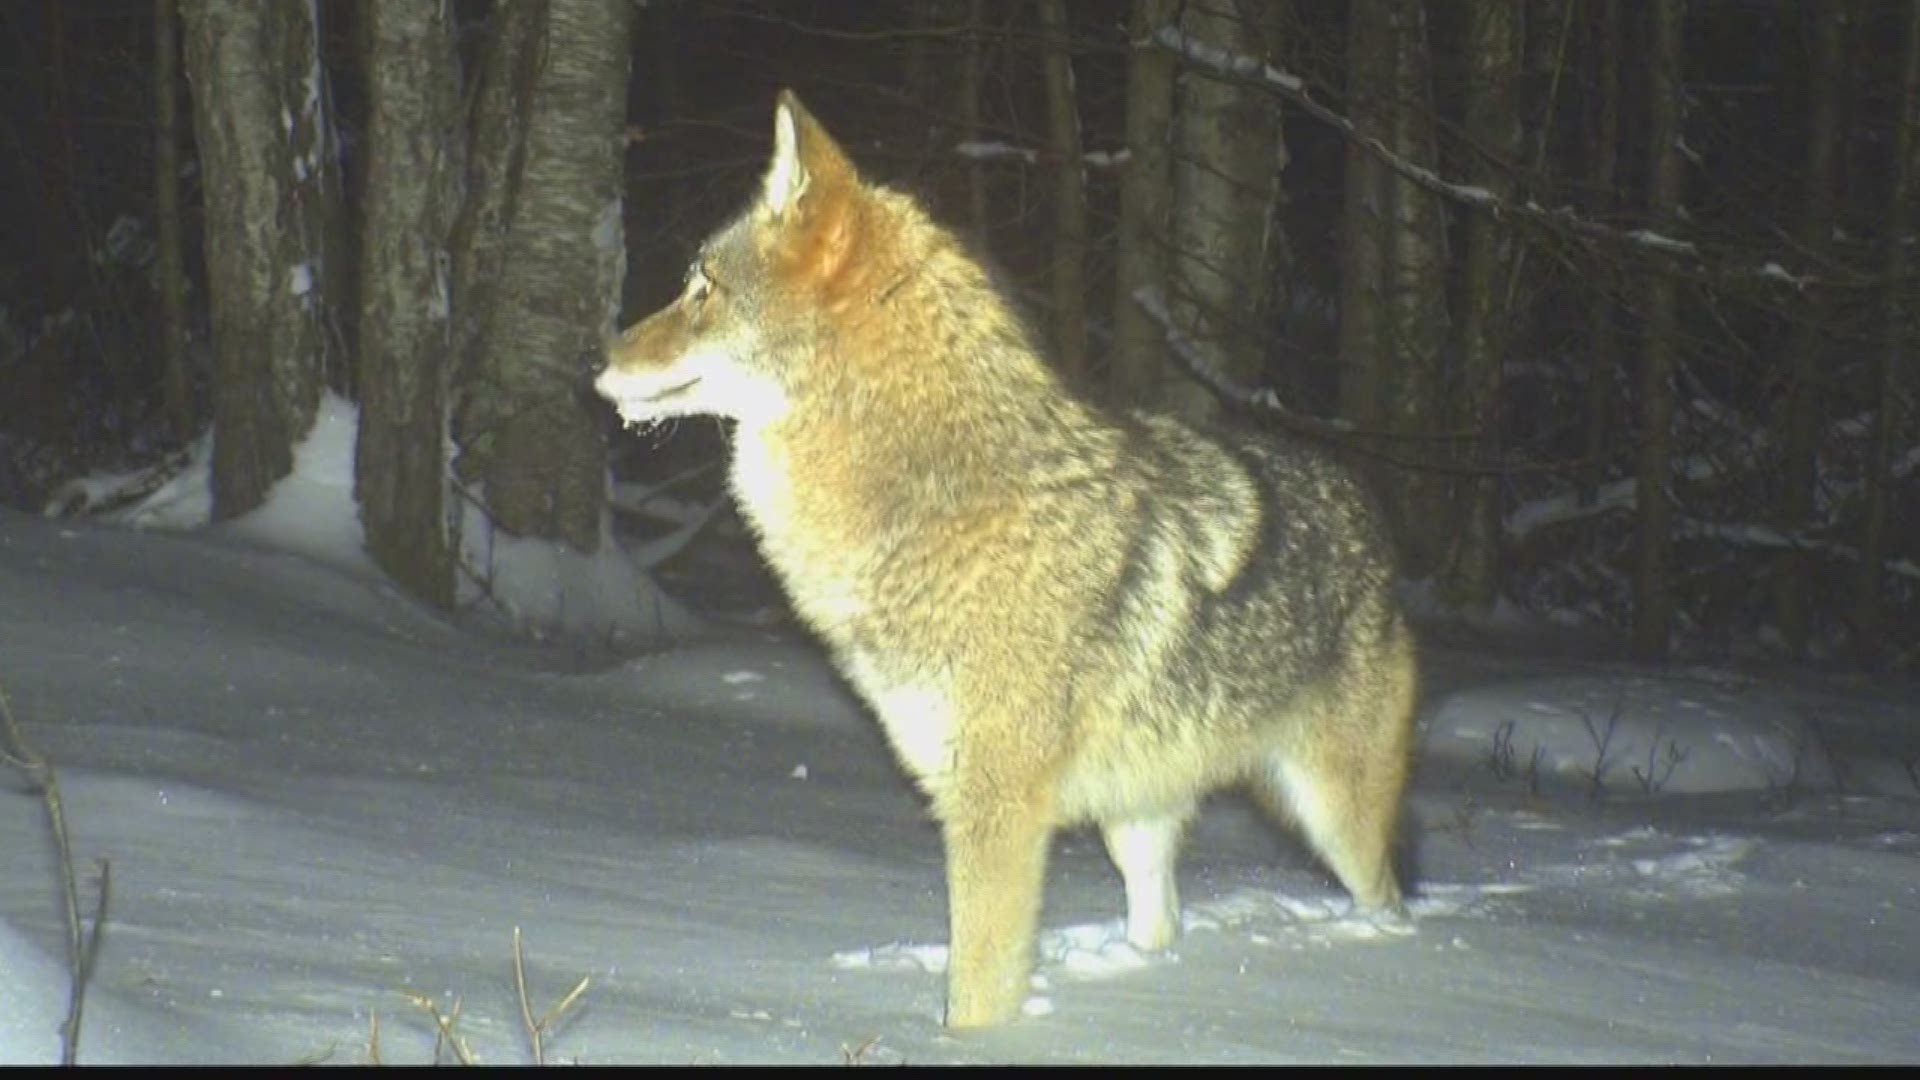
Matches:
[762,90,855,218]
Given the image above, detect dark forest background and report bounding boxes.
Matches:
[0,0,1915,668]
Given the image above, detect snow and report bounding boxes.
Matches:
[47,393,697,643]
[4,419,1919,1062]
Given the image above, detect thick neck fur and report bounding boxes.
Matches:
[778,185,1117,503]
[727,180,1124,590]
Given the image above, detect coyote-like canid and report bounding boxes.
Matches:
[597,91,1417,1028]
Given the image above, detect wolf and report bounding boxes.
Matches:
[596,91,1418,1028]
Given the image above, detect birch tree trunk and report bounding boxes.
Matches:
[356,1,462,608]
[1036,0,1089,380]
[1111,0,1178,408]
[180,0,330,521]
[1633,0,1687,659]
[451,0,633,555]
[1166,0,1287,426]
[1857,0,1920,660]
[1445,0,1523,611]
[1774,1,1848,656]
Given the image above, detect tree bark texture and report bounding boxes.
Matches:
[960,0,989,237]
[1856,0,1920,660]
[1633,0,1686,659]
[1110,0,1178,409]
[1036,0,1089,380]
[1379,0,1452,579]
[1166,0,1287,426]
[1044,0,1090,380]
[1339,0,1392,440]
[1445,0,1523,612]
[153,0,194,447]
[180,0,329,521]
[451,0,634,554]
[356,0,462,609]
[1774,1,1848,655]
[1579,0,1622,509]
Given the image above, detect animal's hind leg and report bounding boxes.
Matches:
[1099,804,1193,952]
[1260,745,1405,913]
[1257,667,1415,914]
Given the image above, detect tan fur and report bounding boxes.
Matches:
[598,91,1418,1028]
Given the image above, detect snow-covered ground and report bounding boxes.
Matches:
[2,412,1918,1063]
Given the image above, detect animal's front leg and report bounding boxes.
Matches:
[939,779,1055,1029]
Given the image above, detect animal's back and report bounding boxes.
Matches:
[1034,409,1415,826]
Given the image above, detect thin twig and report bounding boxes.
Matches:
[404,992,478,1066]
[513,926,590,1065]
[513,926,542,1065]
[0,678,99,1066]
[1133,286,1599,477]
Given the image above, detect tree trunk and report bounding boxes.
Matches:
[451,0,634,555]
[1857,0,1920,660]
[1036,0,1089,380]
[908,0,963,132]
[1633,0,1686,659]
[1579,0,1622,509]
[153,0,194,447]
[180,0,330,521]
[1774,1,1848,656]
[1110,0,1178,408]
[1340,0,1392,442]
[960,0,989,238]
[1379,0,1452,579]
[1523,0,1571,174]
[356,0,461,609]
[640,0,686,291]
[1166,0,1287,426]
[1445,0,1523,612]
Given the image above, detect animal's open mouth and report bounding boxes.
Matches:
[636,376,701,402]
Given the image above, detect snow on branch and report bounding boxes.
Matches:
[953,141,1128,169]
[1130,287,1606,478]
[1503,478,1920,583]
[1131,286,1349,435]
[1142,25,1861,294]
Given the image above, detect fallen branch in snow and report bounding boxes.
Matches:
[840,1034,892,1065]
[403,992,479,1065]
[0,677,110,1066]
[376,930,589,1065]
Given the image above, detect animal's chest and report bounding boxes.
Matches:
[727,428,868,625]
[729,429,958,795]
[842,647,958,796]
